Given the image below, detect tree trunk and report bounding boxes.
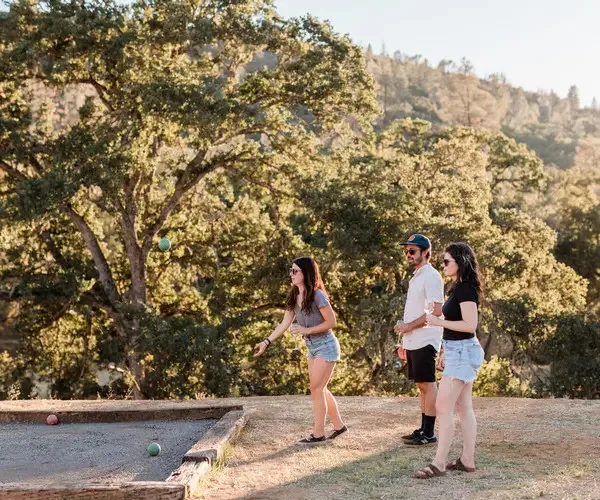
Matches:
[106,308,146,400]
[128,350,146,400]
[120,188,148,399]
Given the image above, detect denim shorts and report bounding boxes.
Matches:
[442,338,484,383]
[305,333,341,362]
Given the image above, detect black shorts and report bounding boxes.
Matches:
[406,344,437,383]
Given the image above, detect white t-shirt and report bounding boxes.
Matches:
[402,263,445,351]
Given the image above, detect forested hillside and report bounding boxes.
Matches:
[368,49,600,172]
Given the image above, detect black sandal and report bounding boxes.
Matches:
[327,425,348,440]
[296,433,326,445]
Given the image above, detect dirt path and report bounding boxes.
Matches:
[197,396,600,500]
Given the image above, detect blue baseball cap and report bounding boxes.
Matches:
[400,233,431,250]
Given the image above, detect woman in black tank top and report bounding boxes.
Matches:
[413,242,484,479]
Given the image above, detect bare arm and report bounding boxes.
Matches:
[307,305,337,335]
[397,302,442,335]
[267,309,296,342]
[428,302,477,333]
[254,309,295,357]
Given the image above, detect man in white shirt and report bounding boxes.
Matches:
[394,233,444,446]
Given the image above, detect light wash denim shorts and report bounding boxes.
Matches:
[442,338,484,383]
[305,332,341,362]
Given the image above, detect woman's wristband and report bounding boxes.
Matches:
[263,338,271,346]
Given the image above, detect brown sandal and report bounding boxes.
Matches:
[411,463,446,479]
[446,457,476,472]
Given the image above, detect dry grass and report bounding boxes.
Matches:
[196,396,600,500]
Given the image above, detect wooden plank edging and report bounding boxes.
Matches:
[183,409,249,464]
[165,461,211,498]
[0,405,243,424]
[0,481,186,500]
[166,409,251,497]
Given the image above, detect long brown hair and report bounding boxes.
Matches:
[445,242,483,296]
[285,257,327,313]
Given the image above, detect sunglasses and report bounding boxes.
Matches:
[290,268,301,275]
[443,259,454,266]
[405,249,420,256]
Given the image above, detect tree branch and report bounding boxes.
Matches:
[81,295,129,340]
[139,167,155,223]
[0,159,29,183]
[29,154,45,176]
[140,148,209,257]
[222,161,300,200]
[63,204,122,307]
[76,77,115,112]
[138,126,272,257]
[219,303,286,331]
[39,228,71,271]
[120,208,146,305]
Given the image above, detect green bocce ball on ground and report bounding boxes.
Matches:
[147,442,161,456]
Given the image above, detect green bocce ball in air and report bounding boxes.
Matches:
[158,237,171,251]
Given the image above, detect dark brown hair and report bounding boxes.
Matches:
[285,257,327,312]
[445,242,483,296]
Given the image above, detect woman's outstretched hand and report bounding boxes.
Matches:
[253,340,267,357]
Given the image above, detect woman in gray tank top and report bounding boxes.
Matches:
[253,257,347,445]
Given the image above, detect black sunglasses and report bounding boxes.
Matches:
[405,248,420,256]
[443,259,453,266]
[290,268,301,275]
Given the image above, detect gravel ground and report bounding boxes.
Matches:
[0,419,216,484]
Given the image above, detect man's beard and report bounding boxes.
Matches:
[409,257,423,267]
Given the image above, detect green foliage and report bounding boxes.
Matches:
[138,312,236,398]
[554,204,600,313]
[0,0,376,398]
[234,319,308,396]
[473,355,523,397]
[0,351,18,399]
[503,126,577,170]
[368,52,600,172]
[0,1,597,400]
[537,315,600,399]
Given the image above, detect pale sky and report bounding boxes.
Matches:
[4,1,597,104]
[276,0,599,106]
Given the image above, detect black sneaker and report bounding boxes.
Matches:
[296,434,327,445]
[402,428,422,442]
[327,425,348,440]
[405,432,437,446]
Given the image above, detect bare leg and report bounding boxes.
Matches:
[455,382,477,469]
[431,376,464,471]
[324,390,344,429]
[417,382,438,416]
[308,357,336,437]
[324,366,344,431]
[416,382,426,430]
